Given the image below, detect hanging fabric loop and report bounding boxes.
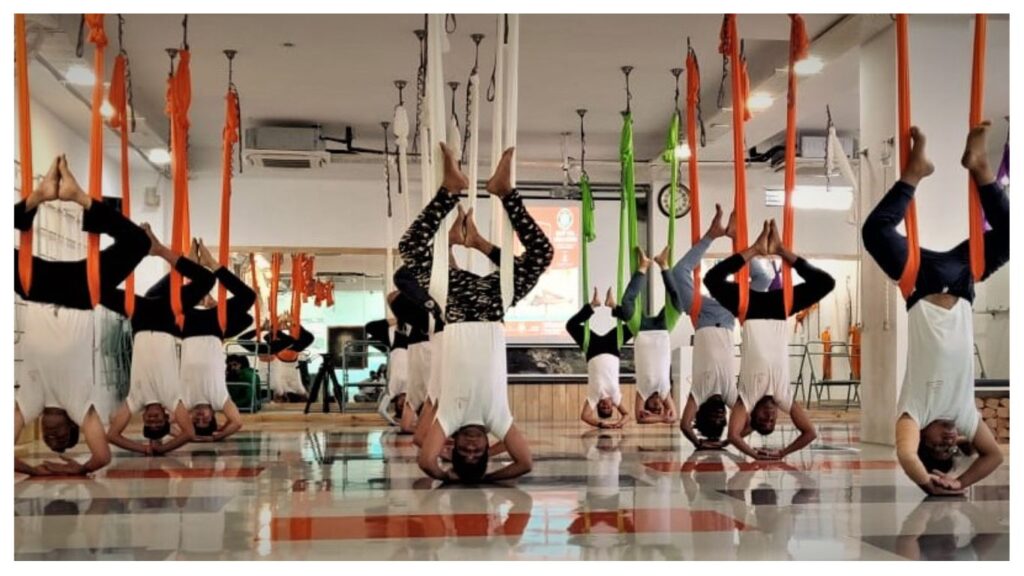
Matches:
[685,43,704,326]
[109,47,135,317]
[576,108,595,354]
[218,51,241,334]
[617,109,641,345]
[166,44,193,329]
[16,14,35,296]
[719,14,751,322]
[84,14,108,309]
[967,14,988,281]
[249,253,262,335]
[269,253,282,337]
[781,14,809,318]
[894,14,919,299]
[662,99,681,332]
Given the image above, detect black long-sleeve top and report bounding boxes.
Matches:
[398,188,554,324]
[365,319,409,352]
[565,304,634,360]
[862,180,1010,310]
[147,267,257,339]
[704,254,835,320]
[101,257,217,335]
[237,329,295,356]
[14,199,151,310]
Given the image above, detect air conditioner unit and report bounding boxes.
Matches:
[243,126,331,170]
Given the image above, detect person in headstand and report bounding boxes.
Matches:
[14,156,149,476]
[262,316,315,402]
[406,143,553,483]
[104,239,216,456]
[705,219,833,460]
[862,123,1007,496]
[617,246,684,424]
[146,240,254,441]
[397,206,505,441]
[366,312,411,427]
[668,205,775,449]
[566,287,632,429]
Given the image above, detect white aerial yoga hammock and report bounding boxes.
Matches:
[464,39,482,272]
[826,122,858,196]
[489,14,519,310]
[426,14,451,311]
[393,84,412,231]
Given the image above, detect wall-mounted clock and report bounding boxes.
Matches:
[657,182,691,219]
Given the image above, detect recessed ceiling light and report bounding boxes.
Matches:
[64,64,96,86]
[281,42,295,48]
[674,143,692,160]
[147,148,171,165]
[794,55,825,76]
[747,91,775,111]
[100,100,115,120]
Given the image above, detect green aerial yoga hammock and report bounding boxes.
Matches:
[617,112,641,347]
[662,110,681,332]
[580,171,596,354]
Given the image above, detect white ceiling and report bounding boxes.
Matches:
[36,13,861,166]
[29,14,1009,172]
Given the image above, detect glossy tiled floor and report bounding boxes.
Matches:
[14,421,1010,560]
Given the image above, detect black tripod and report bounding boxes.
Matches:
[304,353,345,414]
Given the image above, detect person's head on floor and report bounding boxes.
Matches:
[917,420,958,473]
[191,404,219,437]
[226,354,249,374]
[393,393,407,420]
[695,395,728,440]
[750,396,778,435]
[142,403,171,440]
[451,424,489,483]
[596,433,618,452]
[749,257,775,293]
[596,397,615,419]
[644,393,665,415]
[40,408,80,453]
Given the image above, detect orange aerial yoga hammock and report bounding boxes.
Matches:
[269,253,282,337]
[167,45,193,329]
[249,253,262,337]
[218,84,241,334]
[685,43,703,326]
[896,14,989,297]
[781,14,809,318]
[84,14,108,308]
[967,15,988,282]
[290,253,305,338]
[108,46,135,318]
[15,15,34,295]
[719,14,751,322]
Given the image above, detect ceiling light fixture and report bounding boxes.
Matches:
[147,148,172,165]
[64,64,96,86]
[747,91,775,111]
[100,100,115,121]
[674,144,692,160]
[794,55,825,76]
[764,185,853,211]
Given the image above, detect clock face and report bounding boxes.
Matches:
[658,183,691,219]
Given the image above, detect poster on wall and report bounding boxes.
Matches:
[504,204,580,340]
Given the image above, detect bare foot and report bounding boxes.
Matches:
[902,126,935,185]
[767,219,782,255]
[654,245,671,269]
[605,287,617,308]
[725,209,738,240]
[705,204,727,239]
[636,246,651,273]
[485,147,515,198]
[141,224,167,258]
[753,221,771,256]
[57,155,91,208]
[961,120,994,183]
[590,287,601,308]
[440,142,470,192]
[448,204,467,246]
[27,157,61,209]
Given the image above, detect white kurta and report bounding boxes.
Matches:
[586,354,622,408]
[426,331,445,403]
[406,340,431,410]
[634,330,671,400]
[435,322,513,440]
[897,298,980,440]
[388,348,410,397]
[16,302,98,425]
[181,336,229,411]
[269,358,306,396]
[737,320,792,412]
[690,326,737,406]
[127,331,183,413]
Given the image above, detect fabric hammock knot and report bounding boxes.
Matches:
[84,14,108,48]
